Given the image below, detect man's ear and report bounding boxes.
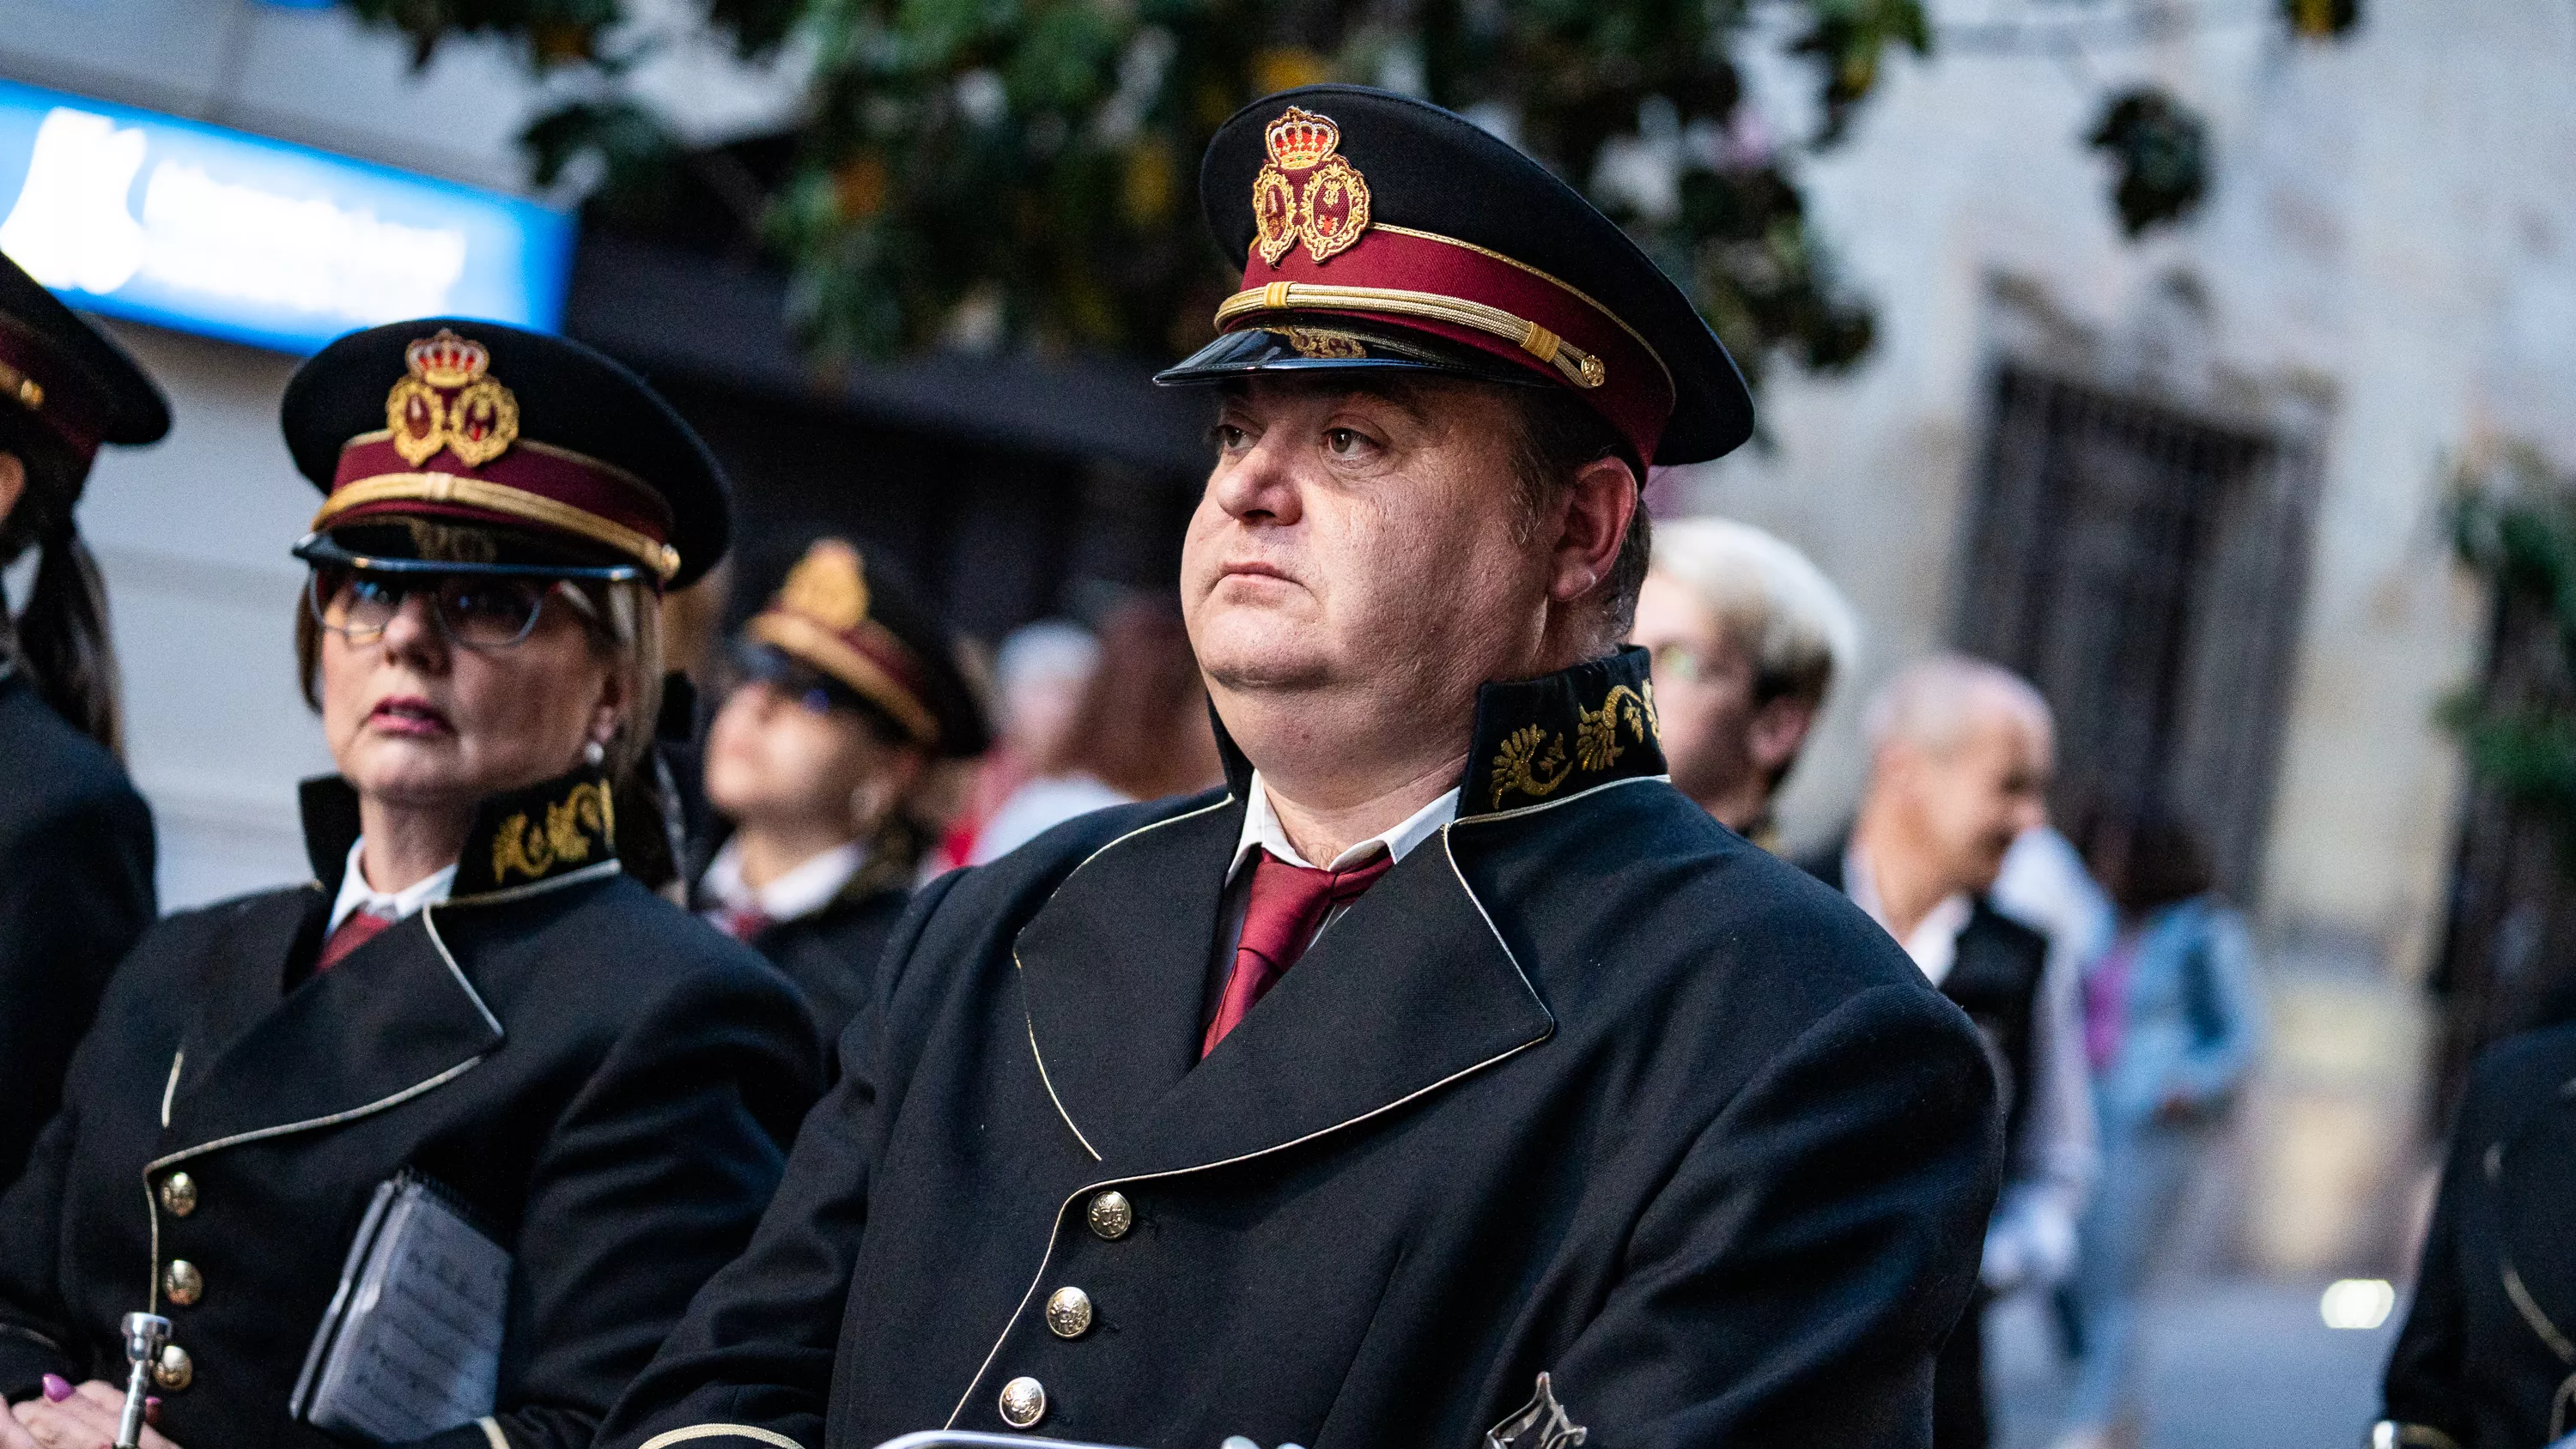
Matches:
[1546,455,1637,605]
[0,454,25,531]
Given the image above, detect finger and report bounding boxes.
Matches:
[36,1386,123,1444]
[9,1402,88,1449]
[0,1401,39,1449]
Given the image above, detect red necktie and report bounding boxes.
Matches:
[1202,848,1394,1058]
[315,908,393,973]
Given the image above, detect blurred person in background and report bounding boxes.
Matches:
[1054,593,1225,802]
[0,260,162,1193]
[2055,809,2260,1449]
[696,537,989,1045]
[1805,654,2097,1449]
[0,322,822,1449]
[2380,1019,2576,1449]
[936,617,1126,869]
[1631,516,1856,848]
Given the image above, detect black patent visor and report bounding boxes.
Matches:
[292,531,647,585]
[1152,324,1552,391]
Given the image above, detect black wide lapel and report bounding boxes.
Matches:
[1123,834,1552,1177]
[1015,791,1243,1159]
[156,767,617,1160]
[161,910,503,1157]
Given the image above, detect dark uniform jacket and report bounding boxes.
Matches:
[2385,1022,2576,1449]
[0,767,826,1449]
[602,649,2004,1449]
[1802,847,2048,1158]
[688,829,913,1054]
[0,666,155,1191]
[1803,846,2048,1449]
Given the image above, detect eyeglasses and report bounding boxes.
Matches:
[731,647,845,718]
[1649,641,1707,684]
[307,568,587,652]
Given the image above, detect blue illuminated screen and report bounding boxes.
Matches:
[0,79,573,355]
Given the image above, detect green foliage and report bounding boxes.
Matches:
[2087,87,2208,238]
[2443,448,2576,866]
[747,0,1917,374]
[349,0,2355,372]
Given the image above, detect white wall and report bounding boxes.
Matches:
[80,320,332,908]
[1680,0,2576,982]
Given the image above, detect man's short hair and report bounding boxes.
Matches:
[1649,518,1859,706]
[1863,653,2052,760]
[1502,384,1649,644]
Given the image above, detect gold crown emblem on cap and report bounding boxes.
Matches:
[776,538,872,633]
[1252,106,1372,267]
[1264,108,1340,170]
[387,328,520,469]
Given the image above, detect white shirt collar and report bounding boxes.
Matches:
[327,837,459,936]
[1844,842,1975,988]
[1230,772,1461,882]
[701,836,869,925]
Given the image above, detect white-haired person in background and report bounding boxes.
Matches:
[1631,517,1859,847]
[933,618,1132,870]
[1801,655,2099,1449]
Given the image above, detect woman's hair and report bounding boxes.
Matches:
[2083,803,2215,915]
[0,407,123,756]
[1057,596,1224,800]
[1649,518,1861,708]
[295,518,677,883]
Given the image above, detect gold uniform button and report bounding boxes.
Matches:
[159,1173,198,1217]
[163,1260,203,1307]
[1086,1191,1133,1240]
[152,1344,192,1391]
[1044,1286,1093,1338]
[997,1375,1047,1429]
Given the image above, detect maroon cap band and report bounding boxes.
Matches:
[1222,222,1677,465]
[322,432,681,580]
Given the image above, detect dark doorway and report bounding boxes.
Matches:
[2430,573,2576,1119]
[1953,364,2317,905]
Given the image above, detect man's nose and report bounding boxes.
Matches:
[1207,434,1303,525]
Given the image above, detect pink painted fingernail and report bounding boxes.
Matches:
[39,1373,72,1402]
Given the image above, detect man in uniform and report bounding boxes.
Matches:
[1801,657,2095,1449]
[1630,516,1858,847]
[600,85,2002,1449]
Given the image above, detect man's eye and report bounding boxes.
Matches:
[1208,422,1250,451]
[1324,427,1369,457]
[1653,643,1704,683]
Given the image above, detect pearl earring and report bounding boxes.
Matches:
[584,739,606,767]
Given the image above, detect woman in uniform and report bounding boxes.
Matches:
[695,537,986,1046]
[0,319,823,1449]
[0,258,163,1192]
[2379,1021,2576,1449]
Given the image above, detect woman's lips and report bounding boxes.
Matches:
[367,695,453,737]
